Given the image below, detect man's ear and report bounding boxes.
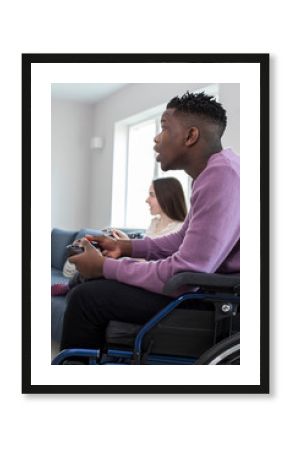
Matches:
[185,127,199,146]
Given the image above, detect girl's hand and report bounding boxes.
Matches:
[110,229,129,240]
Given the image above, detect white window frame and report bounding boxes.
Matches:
[111,104,165,227]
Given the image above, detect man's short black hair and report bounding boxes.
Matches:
[167,91,227,137]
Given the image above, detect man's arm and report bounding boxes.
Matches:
[103,165,240,294]
[131,216,189,260]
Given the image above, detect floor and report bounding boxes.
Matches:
[51,340,60,361]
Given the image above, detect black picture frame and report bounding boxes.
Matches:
[22,53,269,394]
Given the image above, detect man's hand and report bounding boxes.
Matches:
[68,238,105,279]
[86,234,132,259]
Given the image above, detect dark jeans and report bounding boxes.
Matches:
[60,279,173,350]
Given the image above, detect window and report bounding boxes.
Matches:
[111,85,219,229]
[125,119,158,228]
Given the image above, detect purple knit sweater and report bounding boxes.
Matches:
[103,148,240,294]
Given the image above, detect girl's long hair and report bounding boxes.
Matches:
[153,177,187,222]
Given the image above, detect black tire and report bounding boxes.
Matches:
[194,332,240,365]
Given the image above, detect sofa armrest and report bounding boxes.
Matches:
[51,228,78,270]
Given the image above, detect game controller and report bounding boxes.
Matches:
[101,228,114,238]
[66,240,101,257]
[66,244,85,257]
[66,231,116,257]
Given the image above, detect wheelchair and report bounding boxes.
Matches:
[52,272,240,365]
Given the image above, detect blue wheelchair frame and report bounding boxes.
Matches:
[52,274,240,365]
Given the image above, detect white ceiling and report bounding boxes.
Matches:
[51,83,128,104]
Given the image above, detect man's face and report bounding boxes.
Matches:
[154,108,189,172]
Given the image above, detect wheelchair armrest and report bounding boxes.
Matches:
[163,272,240,296]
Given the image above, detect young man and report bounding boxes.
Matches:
[60,92,240,350]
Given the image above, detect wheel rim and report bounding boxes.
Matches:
[208,343,240,365]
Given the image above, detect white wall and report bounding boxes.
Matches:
[51,99,94,230]
[220,83,240,153]
[90,83,240,228]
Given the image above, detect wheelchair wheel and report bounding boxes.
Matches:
[194,332,240,365]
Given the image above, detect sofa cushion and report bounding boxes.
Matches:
[74,228,104,242]
[51,268,69,285]
[51,228,78,270]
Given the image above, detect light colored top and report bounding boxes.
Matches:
[145,216,184,238]
[103,148,240,295]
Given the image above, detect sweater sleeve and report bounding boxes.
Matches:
[130,216,189,260]
[103,164,239,294]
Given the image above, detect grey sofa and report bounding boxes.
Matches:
[51,227,144,347]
